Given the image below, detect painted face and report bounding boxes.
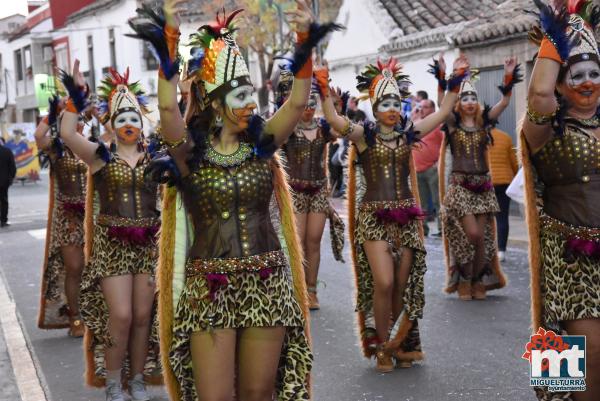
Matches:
[301,94,318,122]
[114,111,142,145]
[562,61,600,109]
[460,94,478,116]
[224,85,257,129]
[375,97,402,126]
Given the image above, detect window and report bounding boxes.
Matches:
[87,35,96,91]
[24,46,32,79]
[142,43,158,71]
[14,49,23,81]
[54,45,69,72]
[109,28,116,69]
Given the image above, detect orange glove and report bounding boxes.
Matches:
[313,67,330,97]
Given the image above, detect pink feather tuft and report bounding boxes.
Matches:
[62,202,85,215]
[206,273,229,301]
[106,225,159,245]
[374,205,426,226]
[566,237,600,258]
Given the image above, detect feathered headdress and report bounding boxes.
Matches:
[356,57,410,107]
[530,0,600,66]
[97,68,150,125]
[187,8,252,105]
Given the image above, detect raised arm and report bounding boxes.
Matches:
[488,57,522,122]
[128,0,186,145]
[59,60,101,170]
[523,1,568,152]
[266,1,338,146]
[34,96,63,151]
[314,65,365,147]
[415,55,469,137]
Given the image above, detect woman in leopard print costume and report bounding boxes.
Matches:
[438,54,520,301]
[35,97,87,338]
[522,2,600,400]
[59,63,162,401]
[129,1,340,399]
[316,55,469,373]
[279,70,345,310]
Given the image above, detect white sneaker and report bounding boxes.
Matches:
[105,379,125,401]
[498,251,506,262]
[128,373,150,401]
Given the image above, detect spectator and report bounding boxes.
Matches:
[488,128,518,261]
[0,138,17,227]
[411,90,429,121]
[412,99,444,236]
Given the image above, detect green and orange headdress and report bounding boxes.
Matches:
[356,57,410,108]
[97,68,150,126]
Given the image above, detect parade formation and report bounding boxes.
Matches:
[7,0,596,400]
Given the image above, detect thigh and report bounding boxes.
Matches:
[237,327,286,397]
[190,329,237,401]
[101,275,133,316]
[132,274,155,318]
[295,213,307,244]
[363,240,395,288]
[60,245,84,269]
[395,247,413,288]
[305,212,327,244]
[460,213,478,235]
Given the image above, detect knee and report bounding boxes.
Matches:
[131,309,152,329]
[109,308,132,332]
[305,235,322,254]
[239,386,273,401]
[465,228,484,245]
[374,279,394,297]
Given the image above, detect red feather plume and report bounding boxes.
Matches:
[108,67,130,86]
[202,8,244,37]
[568,0,585,14]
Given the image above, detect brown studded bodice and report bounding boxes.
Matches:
[51,147,87,198]
[283,126,328,182]
[531,122,600,227]
[93,153,159,219]
[449,126,489,174]
[359,137,413,202]
[180,153,281,260]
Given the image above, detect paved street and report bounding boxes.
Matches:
[0,171,536,401]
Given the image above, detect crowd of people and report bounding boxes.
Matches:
[28,0,599,400]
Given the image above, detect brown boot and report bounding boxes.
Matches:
[307,287,320,310]
[472,281,486,300]
[457,281,472,301]
[375,344,394,373]
[68,315,85,338]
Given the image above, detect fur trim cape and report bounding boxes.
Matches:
[157,154,311,400]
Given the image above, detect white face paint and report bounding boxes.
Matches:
[566,60,600,87]
[460,94,478,106]
[113,111,142,129]
[225,85,257,110]
[376,98,402,113]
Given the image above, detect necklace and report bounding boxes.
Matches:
[205,141,253,167]
[575,115,600,128]
[376,127,402,142]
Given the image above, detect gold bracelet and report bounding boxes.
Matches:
[340,116,354,137]
[162,135,187,149]
[526,106,556,125]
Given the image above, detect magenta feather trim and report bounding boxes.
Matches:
[290,182,321,195]
[461,180,493,193]
[106,225,159,245]
[565,237,600,259]
[206,273,229,301]
[374,206,426,226]
[62,202,85,215]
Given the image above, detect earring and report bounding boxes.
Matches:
[215,114,223,127]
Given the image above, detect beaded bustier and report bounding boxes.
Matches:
[94,153,159,219]
[531,122,600,227]
[180,152,281,260]
[359,137,413,202]
[448,126,489,174]
[51,147,87,198]
[283,126,328,182]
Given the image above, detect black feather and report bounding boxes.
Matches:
[145,153,181,186]
[51,137,64,159]
[59,70,89,113]
[247,115,277,159]
[319,118,331,141]
[363,120,376,147]
[427,59,447,91]
[498,63,524,95]
[290,22,344,75]
[94,141,112,163]
[126,5,181,80]
[340,91,350,115]
[48,95,60,126]
[447,70,469,93]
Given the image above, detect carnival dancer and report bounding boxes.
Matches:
[522,1,600,399]
[280,77,345,310]
[128,0,340,399]
[35,96,87,337]
[315,55,469,372]
[438,55,521,301]
[59,62,162,401]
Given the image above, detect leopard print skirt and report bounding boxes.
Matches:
[289,179,330,214]
[39,194,85,329]
[354,199,427,358]
[442,173,500,288]
[79,223,161,383]
[170,257,312,401]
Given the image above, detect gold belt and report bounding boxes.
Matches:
[96,214,160,228]
[359,198,417,213]
[540,214,600,242]
[186,250,286,276]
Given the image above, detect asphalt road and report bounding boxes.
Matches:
[0,171,537,401]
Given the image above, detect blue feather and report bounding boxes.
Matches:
[94,141,112,163]
[247,114,277,159]
[145,153,181,186]
[187,47,205,77]
[447,70,469,93]
[51,137,64,159]
[532,0,573,61]
[319,118,332,140]
[363,120,376,147]
[427,59,447,91]
[59,70,89,113]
